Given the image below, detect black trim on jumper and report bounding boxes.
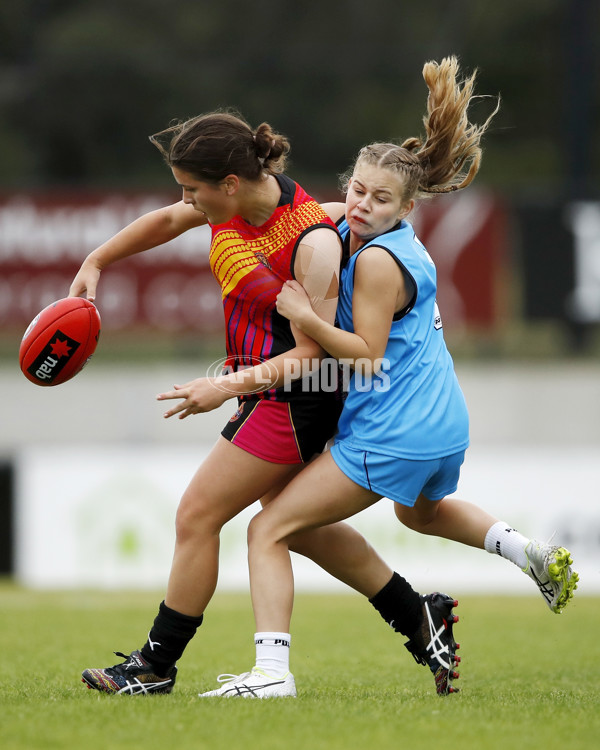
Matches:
[340,222,417,320]
[274,174,297,207]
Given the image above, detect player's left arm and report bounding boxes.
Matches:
[292,226,341,328]
[210,226,342,390]
[157,227,342,418]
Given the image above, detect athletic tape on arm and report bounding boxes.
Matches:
[295,230,340,323]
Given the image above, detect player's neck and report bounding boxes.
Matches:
[239,174,281,227]
[349,234,367,256]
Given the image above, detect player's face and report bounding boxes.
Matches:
[345,164,411,247]
[171,167,234,224]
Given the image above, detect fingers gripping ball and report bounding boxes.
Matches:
[19,297,101,386]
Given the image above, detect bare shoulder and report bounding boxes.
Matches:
[355,243,397,266]
[294,227,341,287]
[294,226,341,311]
[298,225,341,254]
[355,245,403,284]
[320,202,346,223]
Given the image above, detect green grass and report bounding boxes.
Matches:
[1,582,598,750]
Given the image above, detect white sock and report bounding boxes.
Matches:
[254,632,291,678]
[484,521,530,569]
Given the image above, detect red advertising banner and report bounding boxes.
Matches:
[410,190,509,331]
[0,193,222,333]
[0,190,508,334]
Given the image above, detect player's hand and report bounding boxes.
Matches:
[69,257,102,301]
[276,280,313,325]
[157,377,231,419]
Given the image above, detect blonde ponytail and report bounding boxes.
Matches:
[350,56,499,205]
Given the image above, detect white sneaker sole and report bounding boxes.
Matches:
[199,674,296,698]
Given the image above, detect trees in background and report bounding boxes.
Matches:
[0,0,597,196]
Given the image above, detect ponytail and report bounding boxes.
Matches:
[347,56,499,205]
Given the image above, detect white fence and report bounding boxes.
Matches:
[4,360,600,594]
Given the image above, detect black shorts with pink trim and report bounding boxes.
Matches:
[221,393,342,464]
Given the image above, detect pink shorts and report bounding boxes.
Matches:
[221,396,341,464]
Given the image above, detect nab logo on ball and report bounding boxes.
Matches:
[19,297,101,386]
[27,329,81,384]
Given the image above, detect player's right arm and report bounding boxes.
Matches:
[69,200,207,301]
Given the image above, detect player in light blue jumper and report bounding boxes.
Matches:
[331,213,469,503]
[200,57,578,699]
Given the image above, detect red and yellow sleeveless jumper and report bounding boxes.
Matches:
[210,174,342,462]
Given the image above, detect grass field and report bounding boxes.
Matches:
[1,582,598,750]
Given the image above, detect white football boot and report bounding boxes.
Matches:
[523,540,579,613]
[199,667,296,698]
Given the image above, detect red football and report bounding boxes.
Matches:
[19,297,101,386]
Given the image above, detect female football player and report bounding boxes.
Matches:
[198,57,578,699]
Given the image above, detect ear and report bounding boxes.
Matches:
[398,199,415,220]
[222,175,240,196]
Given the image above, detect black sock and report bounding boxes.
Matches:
[140,601,204,675]
[368,572,422,638]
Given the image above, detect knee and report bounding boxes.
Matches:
[247,511,268,549]
[247,510,284,552]
[174,489,221,544]
[394,502,414,528]
[394,499,438,531]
